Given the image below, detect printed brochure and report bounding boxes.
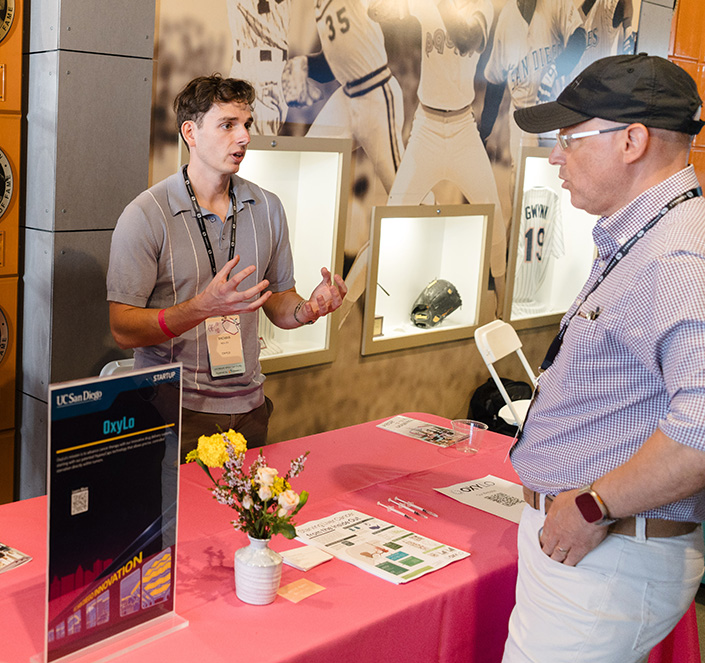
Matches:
[435,475,526,524]
[295,509,469,584]
[0,542,32,574]
[377,415,464,448]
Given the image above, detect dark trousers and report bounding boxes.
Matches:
[179,397,274,463]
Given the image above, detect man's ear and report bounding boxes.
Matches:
[622,123,649,164]
[181,120,197,149]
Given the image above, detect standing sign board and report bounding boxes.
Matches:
[44,364,187,662]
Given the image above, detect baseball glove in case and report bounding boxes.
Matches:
[410,279,462,328]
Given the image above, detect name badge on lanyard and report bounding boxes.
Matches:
[205,315,245,377]
[182,166,245,378]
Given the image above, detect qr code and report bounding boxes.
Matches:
[71,487,89,516]
[485,492,522,508]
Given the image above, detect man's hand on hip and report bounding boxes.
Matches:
[538,490,609,566]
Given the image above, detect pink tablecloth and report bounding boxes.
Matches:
[0,413,700,662]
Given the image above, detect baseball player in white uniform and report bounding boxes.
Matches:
[373,0,507,283]
[227,0,291,135]
[511,185,564,317]
[281,0,404,194]
[480,0,585,161]
[576,0,636,73]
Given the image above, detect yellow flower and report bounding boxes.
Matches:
[224,429,248,456]
[190,432,308,540]
[271,476,290,497]
[196,434,229,468]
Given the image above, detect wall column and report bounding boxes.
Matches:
[19,0,155,498]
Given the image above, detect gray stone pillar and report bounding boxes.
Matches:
[19,0,155,497]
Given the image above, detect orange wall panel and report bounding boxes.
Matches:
[0,428,14,504]
[0,276,17,431]
[697,63,705,151]
[0,114,20,277]
[0,0,23,114]
[669,0,705,181]
[0,0,20,500]
[670,0,705,61]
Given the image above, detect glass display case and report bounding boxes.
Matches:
[503,146,598,329]
[361,204,496,355]
[181,135,352,372]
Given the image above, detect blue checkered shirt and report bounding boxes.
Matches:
[511,166,705,522]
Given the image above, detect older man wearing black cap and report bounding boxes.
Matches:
[503,54,705,662]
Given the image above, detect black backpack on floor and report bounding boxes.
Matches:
[469,377,533,436]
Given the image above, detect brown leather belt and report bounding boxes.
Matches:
[522,487,698,538]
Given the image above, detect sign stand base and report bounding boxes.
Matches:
[32,612,189,663]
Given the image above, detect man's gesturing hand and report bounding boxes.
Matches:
[197,255,271,318]
[297,267,348,324]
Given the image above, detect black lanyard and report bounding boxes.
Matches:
[539,186,702,372]
[182,165,238,278]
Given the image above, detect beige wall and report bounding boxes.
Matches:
[263,297,555,442]
[12,0,676,500]
[146,0,666,443]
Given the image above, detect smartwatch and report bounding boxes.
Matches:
[575,485,618,526]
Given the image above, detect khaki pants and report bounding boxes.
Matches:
[503,504,704,662]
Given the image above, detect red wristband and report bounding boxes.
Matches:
[158,308,177,339]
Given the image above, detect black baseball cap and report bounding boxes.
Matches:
[514,53,705,136]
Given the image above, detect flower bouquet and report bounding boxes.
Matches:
[186,428,309,539]
[187,429,310,604]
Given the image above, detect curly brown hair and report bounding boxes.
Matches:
[173,74,256,136]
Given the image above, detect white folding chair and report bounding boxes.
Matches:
[99,358,135,377]
[473,320,538,428]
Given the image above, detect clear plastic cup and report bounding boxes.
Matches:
[451,419,488,454]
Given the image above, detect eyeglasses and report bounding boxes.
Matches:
[556,125,629,150]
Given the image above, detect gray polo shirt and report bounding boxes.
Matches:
[107,170,296,414]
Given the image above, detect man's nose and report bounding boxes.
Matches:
[237,126,251,145]
[548,142,564,165]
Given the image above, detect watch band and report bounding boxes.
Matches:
[575,485,618,526]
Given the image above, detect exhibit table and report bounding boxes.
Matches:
[0,414,700,662]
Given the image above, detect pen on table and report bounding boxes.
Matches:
[390,497,427,518]
[377,501,417,521]
[402,499,438,517]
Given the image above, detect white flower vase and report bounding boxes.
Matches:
[234,535,283,605]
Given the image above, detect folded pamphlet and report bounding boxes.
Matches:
[0,542,32,574]
[281,545,334,572]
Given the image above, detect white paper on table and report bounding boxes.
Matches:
[0,542,32,574]
[376,415,464,448]
[295,510,469,584]
[281,545,334,571]
[434,475,526,524]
